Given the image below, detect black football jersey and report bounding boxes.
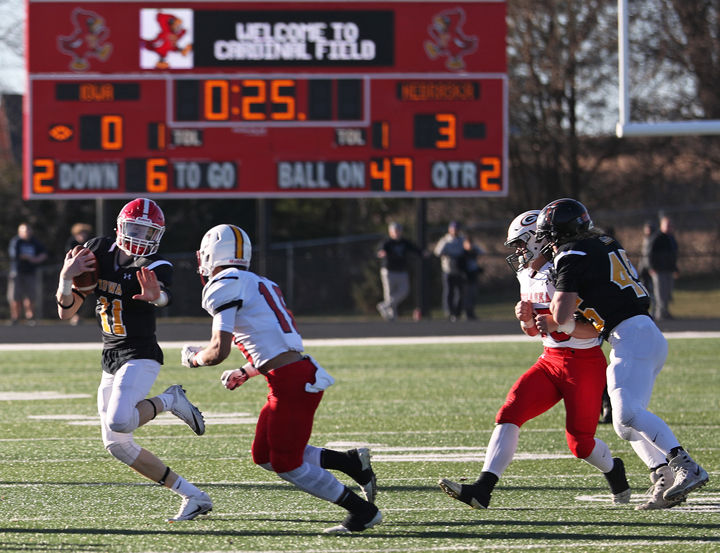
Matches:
[85,236,173,373]
[553,234,651,339]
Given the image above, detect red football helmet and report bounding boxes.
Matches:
[116,198,165,257]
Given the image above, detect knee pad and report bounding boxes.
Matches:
[613,405,640,439]
[105,439,141,466]
[107,410,139,434]
[613,419,635,441]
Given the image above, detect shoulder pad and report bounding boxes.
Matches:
[202,270,247,316]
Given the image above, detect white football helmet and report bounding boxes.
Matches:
[197,224,252,279]
[504,210,545,272]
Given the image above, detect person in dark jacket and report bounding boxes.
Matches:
[648,216,678,320]
[376,222,424,321]
[7,223,47,325]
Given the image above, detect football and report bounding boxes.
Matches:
[71,246,99,292]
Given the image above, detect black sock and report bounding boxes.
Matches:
[321,449,359,479]
[335,486,372,513]
[472,471,499,493]
[604,458,629,494]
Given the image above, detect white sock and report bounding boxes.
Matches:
[277,462,345,503]
[582,438,614,473]
[157,393,174,412]
[303,444,323,466]
[171,475,202,498]
[482,423,519,477]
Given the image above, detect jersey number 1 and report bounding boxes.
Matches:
[258,282,297,333]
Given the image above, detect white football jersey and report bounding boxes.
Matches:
[517,263,600,349]
[201,267,303,367]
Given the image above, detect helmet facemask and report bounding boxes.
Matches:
[116,198,165,257]
[117,219,164,257]
[504,210,545,273]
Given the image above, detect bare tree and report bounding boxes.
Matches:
[506,0,619,208]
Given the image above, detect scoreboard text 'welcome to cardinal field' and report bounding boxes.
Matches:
[25,1,507,199]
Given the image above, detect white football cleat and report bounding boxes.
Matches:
[167,492,213,522]
[636,465,684,510]
[612,488,632,505]
[664,450,709,501]
[164,385,205,436]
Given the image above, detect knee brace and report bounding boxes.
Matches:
[105,438,141,466]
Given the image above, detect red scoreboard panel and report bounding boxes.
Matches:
[25,1,507,199]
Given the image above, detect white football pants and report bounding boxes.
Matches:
[607,315,679,468]
[98,359,161,465]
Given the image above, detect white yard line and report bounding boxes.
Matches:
[1,331,719,351]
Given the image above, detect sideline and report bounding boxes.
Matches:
[1,331,719,351]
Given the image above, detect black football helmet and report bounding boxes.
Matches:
[536,198,593,247]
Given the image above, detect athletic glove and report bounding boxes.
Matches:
[181,345,203,368]
[221,363,260,390]
[221,368,249,390]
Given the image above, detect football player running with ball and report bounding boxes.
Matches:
[536,198,709,509]
[56,198,212,522]
[439,210,630,509]
[180,224,380,534]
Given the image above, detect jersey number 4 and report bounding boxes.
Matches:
[609,250,648,298]
[578,250,648,332]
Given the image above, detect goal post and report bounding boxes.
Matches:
[616,0,720,137]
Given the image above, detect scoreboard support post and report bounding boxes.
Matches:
[414,198,429,319]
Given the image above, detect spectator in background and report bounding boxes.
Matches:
[649,215,678,321]
[64,223,94,326]
[65,222,93,251]
[637,220,656,306]
[6,222,48,326]
[434,221,465,322]
[376,222,424,321]
[461,235,485,320]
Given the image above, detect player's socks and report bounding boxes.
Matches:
[171,475,203,498]
[335,486,373,514]
[157,391,174,411]
[604,457,631,503]
[321,448,361,479]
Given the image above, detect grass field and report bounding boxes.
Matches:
[1,337,718,552]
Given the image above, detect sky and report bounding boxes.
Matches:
[0,0,25,94]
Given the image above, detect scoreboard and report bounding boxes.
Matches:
[25,1,507,199]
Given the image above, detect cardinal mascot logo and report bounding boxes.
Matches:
[140,9,194,69]
[424,8,478,71]
[57,8,113,71]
